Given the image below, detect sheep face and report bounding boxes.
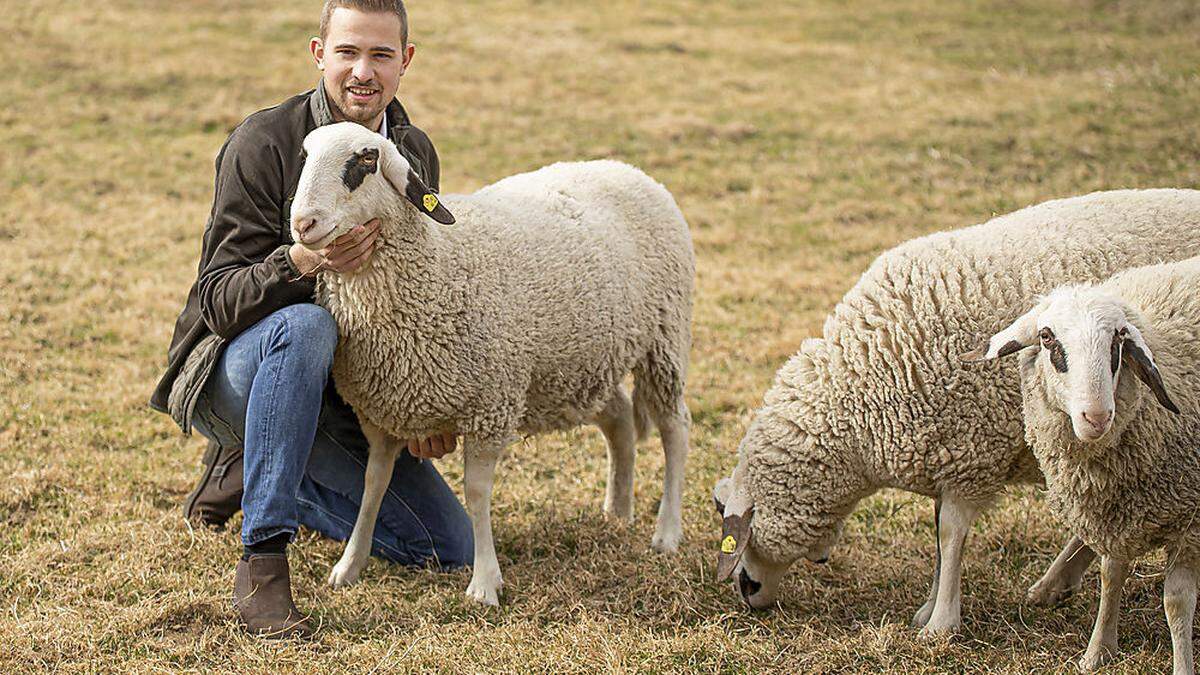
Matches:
[964,287,1180,443]
[290,122,453,251]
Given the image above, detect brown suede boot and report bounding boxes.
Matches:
[233,554,314,639]
[183,440,243,529]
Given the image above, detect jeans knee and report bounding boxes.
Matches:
[275,304,338,364]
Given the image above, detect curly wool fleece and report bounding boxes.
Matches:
[729,189,1200,567]
[1021,257,1200,564]
[316,158,695,448]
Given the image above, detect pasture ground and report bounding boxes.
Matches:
[2,0,1199,671]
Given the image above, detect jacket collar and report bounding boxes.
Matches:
[307,79,413,140]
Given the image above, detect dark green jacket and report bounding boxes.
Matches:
[149,81,440,432]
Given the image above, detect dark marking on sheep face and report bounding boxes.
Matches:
[341,147,379,191]
[1040,327,1068,373]
[1110,330,1122,375]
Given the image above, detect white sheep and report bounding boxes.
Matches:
[964,257,1200,673]
[289,122,695,605]
[712,188,1200,635]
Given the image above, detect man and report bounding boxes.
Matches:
[149,0,472,639]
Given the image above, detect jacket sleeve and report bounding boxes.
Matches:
[195,126,316,340]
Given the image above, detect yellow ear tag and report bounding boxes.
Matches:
[423,193,438,212]
[720,535,737,554]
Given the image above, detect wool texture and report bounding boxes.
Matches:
[726,189,1200,565]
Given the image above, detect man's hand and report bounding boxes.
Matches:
[290,219,382,276]
[408,433,458,460]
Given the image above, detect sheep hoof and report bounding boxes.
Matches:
[917,618,961,640]
[465,573,503,606]
[1026,580,1078,607]
[650,529,682,553]
[911,601,935,628]
[602,501,634,522]
[1078,648,1114,672]
[328,559,364,589]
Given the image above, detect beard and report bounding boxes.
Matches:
[329,82,387,126]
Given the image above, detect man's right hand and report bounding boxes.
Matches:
[289,219,382,276]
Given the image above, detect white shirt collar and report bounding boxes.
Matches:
[377,111,388,138]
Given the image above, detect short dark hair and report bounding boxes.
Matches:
[320,0,409,45]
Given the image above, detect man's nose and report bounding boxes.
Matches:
[352,57,373,82]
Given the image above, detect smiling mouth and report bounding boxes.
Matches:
[346,85,378,100]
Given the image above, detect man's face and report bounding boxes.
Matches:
[310,8,414,128]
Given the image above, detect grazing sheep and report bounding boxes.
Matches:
[289,122,695,605]
[712,189,1200,635]
[963,257,1200,673]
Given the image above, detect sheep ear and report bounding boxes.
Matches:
[717,504,753,582]
[1120,324,1181,414]
[380,144,455,225]
[960,306,1040,362]
[717,506,753,582]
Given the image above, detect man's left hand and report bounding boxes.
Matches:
[408,433,458,460]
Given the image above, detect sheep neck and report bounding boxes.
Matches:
[317,206,463,338]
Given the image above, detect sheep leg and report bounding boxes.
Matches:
[912,497,943,627]
[1079,555,1129,672]
[1164,564,1196,675]
[1027,536,1097,607]
[650,407,688,553]
[595,389,636,521]
[919,493,979,637]
[463,440,503,606]
[329,421,399,589]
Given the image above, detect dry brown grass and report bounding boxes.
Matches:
[2,0,1199,671]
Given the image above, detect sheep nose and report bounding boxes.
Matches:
[1082,409,1112,430]
[294,217,318,239]
[737,569,762,602]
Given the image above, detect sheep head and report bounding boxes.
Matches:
[290,122,454,250]
[712,419,845,611]
[962,286,1180,443]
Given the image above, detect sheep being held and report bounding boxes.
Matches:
[713,189,1200,635]
[289,122,695,605]
[964,257,1200,673]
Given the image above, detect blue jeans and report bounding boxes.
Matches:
[190,303,473,569]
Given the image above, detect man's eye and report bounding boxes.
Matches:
[373,53,393,60]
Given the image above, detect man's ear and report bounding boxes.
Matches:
[399,42,415,75]
[380,143,455,225]
[1120,323,1181,414]
[960,304,1042,362]
[310,37,325,70]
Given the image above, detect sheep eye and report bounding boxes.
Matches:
[1040,327,1068,372]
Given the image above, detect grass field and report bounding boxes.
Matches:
[3,0,1199,671]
